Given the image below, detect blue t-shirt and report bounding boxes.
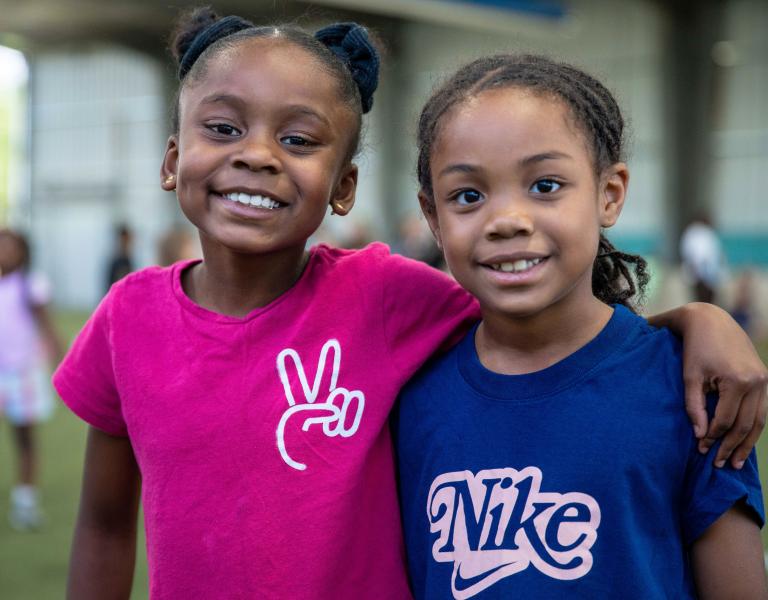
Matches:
[394,305,764,599]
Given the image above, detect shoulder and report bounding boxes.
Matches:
[401,329,468,398]
[114,263,176,287]
[311,241,407,271]
[310,242,460,289]
[615,305,682,360]
[637,311,683,362]
[112,263,178,289]
[104,263,179,312]
[603,306,685,405]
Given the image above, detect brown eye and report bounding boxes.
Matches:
[530,179,561,194]
[280,135,314,147]
[207,123,240,137]
[455,189,483,205]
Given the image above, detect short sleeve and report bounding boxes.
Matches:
[52,292,128,436]
[380,252,479,376]
[27,272,52,306]
[681,439,765,544]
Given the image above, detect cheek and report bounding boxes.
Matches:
[556,200,601,239]
[177,150,210,181]
[437,215,474,263]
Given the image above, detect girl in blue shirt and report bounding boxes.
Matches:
[396,54,767,599]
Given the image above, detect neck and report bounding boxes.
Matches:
[476,290,614,375]
[184,235,309,318]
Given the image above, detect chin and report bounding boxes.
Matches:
[501,306,549,319]
[481,294,555,319]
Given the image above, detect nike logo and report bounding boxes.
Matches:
[454,561,514,592]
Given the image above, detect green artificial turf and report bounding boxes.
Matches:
[0,311,149,599]
[1,311,767,598]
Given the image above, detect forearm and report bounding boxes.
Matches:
[30,304,65,364]
[646,301,767,468]
[67,519,138,600]
[691,503,768,599]
[69,427,141,600]
[646,302,701,333]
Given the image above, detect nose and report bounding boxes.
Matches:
[483,198,535,241]
[232,133,282,174]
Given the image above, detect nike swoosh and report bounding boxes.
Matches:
[454,561,514,592]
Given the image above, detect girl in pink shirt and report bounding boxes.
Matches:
[55,8,767,599]
[0,229,63,530]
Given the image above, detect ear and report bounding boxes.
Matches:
[598,162,629,228]
[418,190,443,250]
[329,163,358,216]
[160,135,179,191]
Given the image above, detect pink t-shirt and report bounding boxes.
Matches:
[54,243,478,599]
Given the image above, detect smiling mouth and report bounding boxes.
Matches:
[219,192,287,210]
[485,257,546,273]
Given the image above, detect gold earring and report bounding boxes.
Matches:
[164,175,176,186]
[331,202,345,215]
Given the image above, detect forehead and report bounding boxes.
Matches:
[433,87,589,163]
[180,37,344,114]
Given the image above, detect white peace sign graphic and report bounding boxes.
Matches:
[275,339,365,471]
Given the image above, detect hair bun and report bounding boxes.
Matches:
[178,14,254,80]
[171,7,218,64]
[315,23,380,113]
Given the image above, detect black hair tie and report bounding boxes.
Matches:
[315,23,380,113]
[179,15,254,80]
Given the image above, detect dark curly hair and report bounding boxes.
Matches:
[416,54,648,310]
[0,228,31,273]
[168,6,381,161]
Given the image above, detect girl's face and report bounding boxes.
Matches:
[422,88,627,320]
[162,38,359,256]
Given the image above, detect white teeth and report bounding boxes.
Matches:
[491,258,543,273]
[223,192,281,209]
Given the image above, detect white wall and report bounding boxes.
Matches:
[710,0,768,265]
[30,45,172,308]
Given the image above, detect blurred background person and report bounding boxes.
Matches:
[395,213,444,270]
[680,213,726,304]
[156,225,198,267]
[105,223,135,291]
[730,270,765,341]
[0,228,62,530]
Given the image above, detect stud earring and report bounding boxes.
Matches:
[164,175,176,186]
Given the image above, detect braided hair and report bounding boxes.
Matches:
[168,7,380,161]
[416,54,648,310]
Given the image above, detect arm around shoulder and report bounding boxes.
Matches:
[690,500,768,599]
[648,302,768,468]
[380,252,478,364]
[68,426,141,600]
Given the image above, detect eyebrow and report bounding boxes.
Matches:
[199,94,247,108]
[199,95,330,126]
[437,163,480,178]
[284,104,331,127]
[437,151,573,178]
[519,151,573,166]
